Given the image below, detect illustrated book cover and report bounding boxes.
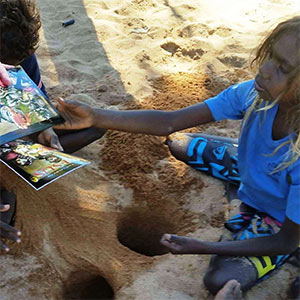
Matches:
[0,67,64,145]
[0,139,90,190]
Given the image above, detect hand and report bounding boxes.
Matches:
[37,127,64,151]
[0,62,14,87]
[0,204,21,252]
[160,233,203,254]
[54,98,95,130]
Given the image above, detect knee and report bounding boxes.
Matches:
[166,134,189,163]
[203,269,233,295]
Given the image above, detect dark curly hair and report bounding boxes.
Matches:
[0,0,41,65]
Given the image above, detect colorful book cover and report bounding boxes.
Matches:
[0,139,90,190]
[0,67,64,145]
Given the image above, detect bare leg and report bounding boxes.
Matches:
[203,254,257,294]
[214,280,243,300]
[55,127,107,153]
[166,132,238,164]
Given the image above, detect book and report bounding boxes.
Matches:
[0,67,64,145]
[0,139,90,190]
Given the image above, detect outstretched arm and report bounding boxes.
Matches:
[54,98,215,136]
[160,216,299,256]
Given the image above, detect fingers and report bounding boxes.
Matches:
[57,97,76,108]
[0,204,10,212]
[37,128,64,151]
[0,240,9,252]
[0,230,21,243]
[0,63,11,87]
[50,134,64,151]
[2,63,14,69]
[0,220,21,252]
[160,233,179,246]
[0,220,21,236]
[0,74,11,87]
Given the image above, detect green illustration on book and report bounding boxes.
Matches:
[0,67,90,189]
[0,67,64,145]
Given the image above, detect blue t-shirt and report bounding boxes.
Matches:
[205,80,300,225]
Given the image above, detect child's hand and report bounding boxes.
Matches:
[54,98,95,130]
[0,204,21,252]
[0,62,14,87]
[160,233,203,254]
[37,128,64,151]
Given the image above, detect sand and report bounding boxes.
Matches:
[0,0,299,299]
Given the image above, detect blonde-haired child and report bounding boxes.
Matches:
[54,16,300,299]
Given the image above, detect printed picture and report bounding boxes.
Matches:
[0,139,90,190]
[0,67,64,145]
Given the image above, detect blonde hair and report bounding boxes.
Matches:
[243,16,300,173]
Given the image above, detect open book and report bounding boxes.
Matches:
[0,67,90,190]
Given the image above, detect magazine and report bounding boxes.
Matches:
[0,139,90,190]
[0,67,64,145]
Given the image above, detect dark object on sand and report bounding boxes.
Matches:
[62,19,75,27]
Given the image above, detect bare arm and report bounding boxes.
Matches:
[91,102,214,136]
[54,98,215,136]
[161,217,299,256]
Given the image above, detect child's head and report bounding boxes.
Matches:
[252,16,299,105]
[249,16,300,170]
[0,0,41,65]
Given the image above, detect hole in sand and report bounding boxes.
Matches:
[117,209,177,257]
[63,274,114,300]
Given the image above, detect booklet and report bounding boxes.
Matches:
[0,67,64,145]
[0,139,90,190]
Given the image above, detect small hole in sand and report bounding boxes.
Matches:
[63,274,114,300]
[117,209,176,257]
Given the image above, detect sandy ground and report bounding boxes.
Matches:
[0,0,299,299]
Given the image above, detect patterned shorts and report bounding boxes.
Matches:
[225,211,292,281]
[186,135,240,184]
[186,134,297,281]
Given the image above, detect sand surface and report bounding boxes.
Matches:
[0,0,299,299]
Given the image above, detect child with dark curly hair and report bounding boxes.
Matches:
[0,0,106,252]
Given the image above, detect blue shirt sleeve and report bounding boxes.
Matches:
[286,163,300,224]
[204,80,256,121]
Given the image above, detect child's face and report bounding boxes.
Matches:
[255,32,299,104]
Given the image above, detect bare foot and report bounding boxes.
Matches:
[214,280,243,300]
[160,234,203,254]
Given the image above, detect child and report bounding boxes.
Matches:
[0,0,106,251]
[0,0,106,153]
[54,15,300,298]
